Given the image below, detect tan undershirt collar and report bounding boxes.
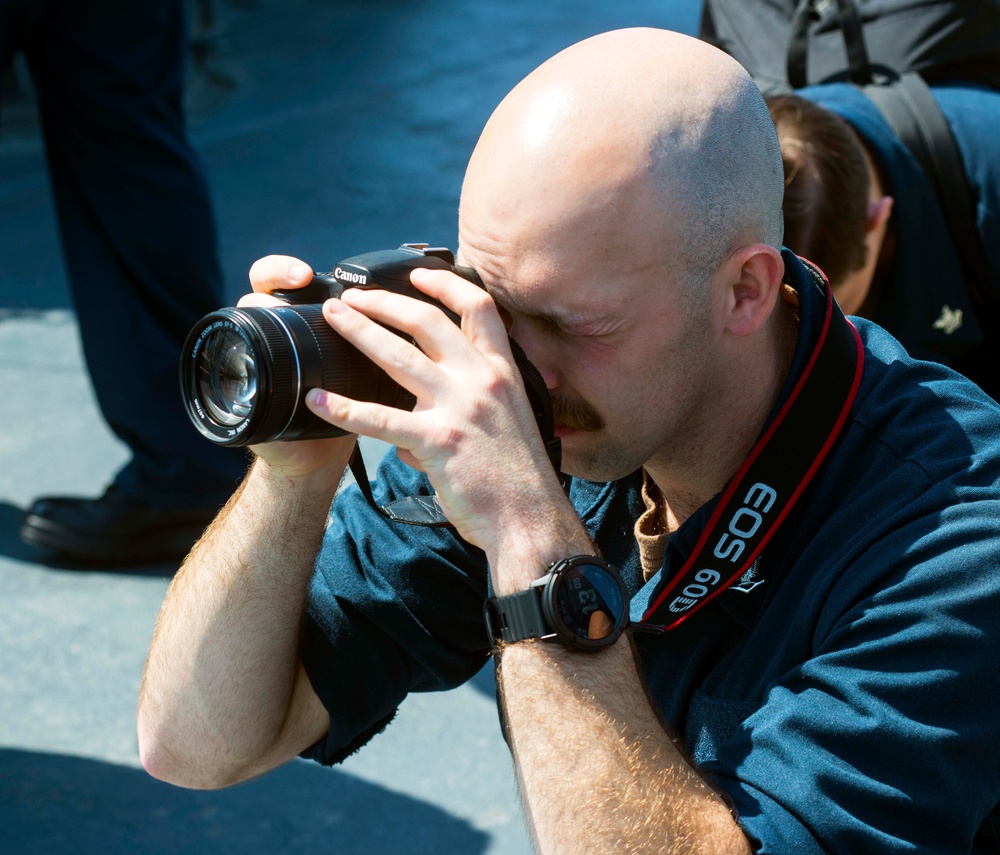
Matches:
[635,470,669,582]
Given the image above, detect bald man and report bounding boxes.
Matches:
[137,29,1000,852]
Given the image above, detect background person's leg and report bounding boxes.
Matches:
[16,0,247,564]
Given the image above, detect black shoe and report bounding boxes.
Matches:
[20,486,220,566]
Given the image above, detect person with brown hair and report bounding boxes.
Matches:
[767,85,1000,400]
[768,94,890,311]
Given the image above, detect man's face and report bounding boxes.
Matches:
[457,229,719,484]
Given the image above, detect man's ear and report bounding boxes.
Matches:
[867,195,894,232]
[720,244,785,338]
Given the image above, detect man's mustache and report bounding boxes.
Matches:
[550,395,604,432]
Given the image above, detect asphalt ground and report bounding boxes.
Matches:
[0,2,700,852]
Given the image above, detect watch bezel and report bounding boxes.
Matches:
[538,555,629,651]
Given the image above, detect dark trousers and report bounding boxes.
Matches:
[2,0,246,506]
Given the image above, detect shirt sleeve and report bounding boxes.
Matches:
[299,448,492,765]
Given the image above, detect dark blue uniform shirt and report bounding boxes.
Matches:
[301,252,1000,853]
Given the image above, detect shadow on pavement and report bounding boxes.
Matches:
[0,747,492,855]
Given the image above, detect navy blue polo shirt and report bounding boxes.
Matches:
[301,251,1000,852]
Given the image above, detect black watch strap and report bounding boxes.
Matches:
[484,582,547,645]
[484,556,629,651]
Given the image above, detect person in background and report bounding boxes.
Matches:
[2,0,246,565]
[767,86,1000,400]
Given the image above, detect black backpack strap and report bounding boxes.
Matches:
[787,0,817,90]
[862,73,993,311]
[834,0,874,84]
[789,0,873,89]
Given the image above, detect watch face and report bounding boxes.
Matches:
[546,560,628,649]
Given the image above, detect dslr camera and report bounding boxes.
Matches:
[180,243,478,446]
[180,243,556,454]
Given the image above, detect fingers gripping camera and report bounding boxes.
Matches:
[179,244,558,462]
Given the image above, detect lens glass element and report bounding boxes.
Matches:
[197,328,257,426]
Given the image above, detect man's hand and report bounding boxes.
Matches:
[302,265,583,582]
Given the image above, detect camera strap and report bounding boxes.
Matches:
[636,262,864,633]
[347,336,562,527]
[633,262,864,632]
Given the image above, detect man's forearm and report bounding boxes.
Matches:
[499,638,752,854]
[137,447,350,788]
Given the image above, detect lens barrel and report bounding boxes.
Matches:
[180,304,410,446]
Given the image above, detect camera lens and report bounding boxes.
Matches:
[198,328,257,426]
[181,304,413,447]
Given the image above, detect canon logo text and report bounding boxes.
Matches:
[335,267,368,285]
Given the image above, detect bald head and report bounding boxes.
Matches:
[459,28,784,291]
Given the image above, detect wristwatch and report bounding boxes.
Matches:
[484,555,630,652]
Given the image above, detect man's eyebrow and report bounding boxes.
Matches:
[486,284,615,334]
[485,284,559,323]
